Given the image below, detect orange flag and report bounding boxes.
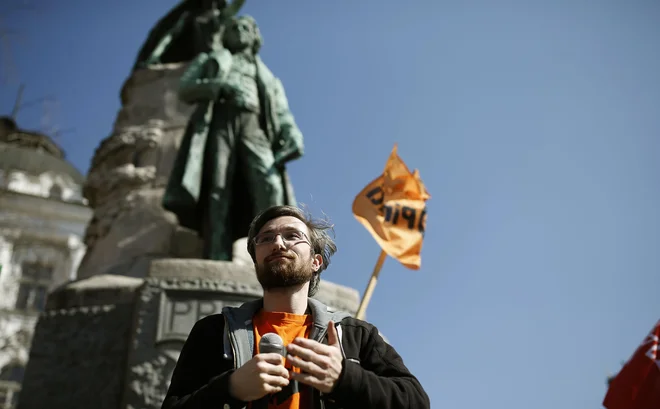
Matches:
[352,144,431,269]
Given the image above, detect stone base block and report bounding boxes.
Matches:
[17,259,359,409]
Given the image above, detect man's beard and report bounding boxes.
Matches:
[255,255,314,291]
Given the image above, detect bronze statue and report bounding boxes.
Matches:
[132,0,245,71]
[163,15,304,261]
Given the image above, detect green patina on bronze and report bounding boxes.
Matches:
[132,0,246,70]
[163,14,304,261]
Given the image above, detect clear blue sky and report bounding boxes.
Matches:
[3,0,660,407]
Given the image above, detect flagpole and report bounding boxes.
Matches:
[355,250,387,320]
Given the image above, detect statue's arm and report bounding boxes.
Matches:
[272,78,304,165]
[178,50,232,103]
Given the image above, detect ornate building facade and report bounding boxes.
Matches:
[0,117,92,409]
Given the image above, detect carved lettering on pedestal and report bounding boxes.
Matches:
[156,290,242,344]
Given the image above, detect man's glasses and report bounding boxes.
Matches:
[253,230,310,246]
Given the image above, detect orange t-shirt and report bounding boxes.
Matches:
[251,310,313,409]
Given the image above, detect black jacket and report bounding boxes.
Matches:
[161,298,430,409]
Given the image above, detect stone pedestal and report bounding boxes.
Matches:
[17,259,359,409]
[77,64,200,280]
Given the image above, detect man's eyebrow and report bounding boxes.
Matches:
[259,225,304,234]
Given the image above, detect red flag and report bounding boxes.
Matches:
[604,319,660,409]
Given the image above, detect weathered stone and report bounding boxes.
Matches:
[232,237,252,266]
[78,188,178,279]
[77,65,195,279]
[170,227,204,259]
[18,303,135,409]
[118,64,193,130]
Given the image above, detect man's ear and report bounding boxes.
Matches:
[311,254,323,272]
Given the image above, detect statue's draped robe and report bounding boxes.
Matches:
[163,50,303,259]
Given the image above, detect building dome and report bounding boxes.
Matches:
[0,116,85,202]
[0,145,84,185]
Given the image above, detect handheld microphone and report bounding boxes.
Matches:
[254,333,287,408]
[259,333,287,357]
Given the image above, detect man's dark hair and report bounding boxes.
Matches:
[247,205,337,297]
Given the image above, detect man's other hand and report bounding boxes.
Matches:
[286,320,344,393]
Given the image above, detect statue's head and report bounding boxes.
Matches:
[223,15,262,55]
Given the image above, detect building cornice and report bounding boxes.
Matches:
[0,188,92,224]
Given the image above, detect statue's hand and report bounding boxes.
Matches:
[273,151,286,169]
[273,136,303,167]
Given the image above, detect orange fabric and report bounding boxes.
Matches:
[352,144,431,269]
[252,310,313,409]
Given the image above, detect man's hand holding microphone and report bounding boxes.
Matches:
[228,332,290,401]
[228,321,344,401]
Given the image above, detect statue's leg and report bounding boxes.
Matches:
[237,112,284,212]
[203,111,239,261]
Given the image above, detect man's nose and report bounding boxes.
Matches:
[272,234,286,248]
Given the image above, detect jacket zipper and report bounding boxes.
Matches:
[315,326,329,409]
[314,326,328,343]
[224,315,237,368]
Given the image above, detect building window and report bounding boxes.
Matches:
[14,262,53,312]
[49,184,63,200]
[0,364,23,409]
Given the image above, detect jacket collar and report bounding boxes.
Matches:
[221,297,352,366]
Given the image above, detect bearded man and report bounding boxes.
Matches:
[161,205,430,409]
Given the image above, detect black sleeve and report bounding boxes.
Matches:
[161,316,248,409]
[327,324,430,409]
